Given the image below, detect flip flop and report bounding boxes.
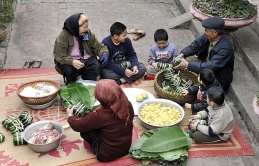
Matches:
[30,60,42,68]
[127,29,145,34]
[133,32,146,41]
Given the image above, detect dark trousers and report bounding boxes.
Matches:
[192,130,225,144]
[60,56,102,85]
[80,130,106,162]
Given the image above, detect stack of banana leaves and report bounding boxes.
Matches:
[129,126,191,166]
[59,82,96,117]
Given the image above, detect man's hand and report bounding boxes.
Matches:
[99,54,109,67]
[177,53,184,59]
[174,58,188,70]
[73,60,85,69]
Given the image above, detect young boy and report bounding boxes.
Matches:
[188,86,234,144]
[183,68,221,115]
[101,22,146,85]
[146,29,179,76]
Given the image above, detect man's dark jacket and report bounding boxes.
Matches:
[181,34,234,90]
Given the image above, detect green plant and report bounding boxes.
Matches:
[0,0,15,22]
[193,0,257,19]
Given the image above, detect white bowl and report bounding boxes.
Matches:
[22,120,64,153]
[137,99,185,129]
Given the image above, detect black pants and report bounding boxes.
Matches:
[80,130,107,162]
[60,56,102,85]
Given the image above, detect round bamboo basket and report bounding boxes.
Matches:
[16,80,60,105]
[154,69,198,105]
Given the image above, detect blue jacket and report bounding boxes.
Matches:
[181,34,234,90]
[102,36,139,76]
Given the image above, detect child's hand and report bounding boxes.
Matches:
[189,115,198,121]
[182,89,189,95]
[152,63,159,71]
[185,103,191,108]
[189,122,198,131]
[132,66,139,75]
[66,106,75,117]
[125,68,134,77]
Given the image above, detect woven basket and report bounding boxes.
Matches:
[16,80,60,105]
[154,69,198,105]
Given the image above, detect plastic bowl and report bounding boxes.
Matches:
[137,99,185,129]
[22,120,64,153]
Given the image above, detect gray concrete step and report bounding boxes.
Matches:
[167,12,193,29]
[228,26,259,142]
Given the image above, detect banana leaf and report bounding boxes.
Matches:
[66,82,96,108]
[141,126,189,152]
[59,82,96,116]
[158,148,188,161]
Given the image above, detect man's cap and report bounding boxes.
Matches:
[202,16,225,33]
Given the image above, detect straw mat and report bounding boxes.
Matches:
[0,68,254,166]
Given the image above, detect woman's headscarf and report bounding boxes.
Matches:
[63,13,87,56]
[94,79,131,125]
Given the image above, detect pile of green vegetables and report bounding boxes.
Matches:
[1,111,33,145]
[129,126,191,166]
[59,82,96,117]
[162,68,192,93]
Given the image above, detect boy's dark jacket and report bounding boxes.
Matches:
[188,79,221,114]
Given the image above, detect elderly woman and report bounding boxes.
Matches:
[66,79,134,161]
[53,13,109,85]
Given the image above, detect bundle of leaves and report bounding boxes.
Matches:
[193,0,257,19]
[162,68,192,93]
[59,82,96,117]
[0,0,15,22]
[129,127,191,166]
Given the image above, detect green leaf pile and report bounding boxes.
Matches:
[129,126,191,166]
[59,82,96,117]
[162,68,192,93]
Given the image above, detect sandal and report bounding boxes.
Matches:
[127,29,145,34]
[23,61,30,68]
[30,60,42,68]
[133,32,146,41]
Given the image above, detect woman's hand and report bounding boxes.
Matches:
[66,106,75,117]
[73,60,85,69]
